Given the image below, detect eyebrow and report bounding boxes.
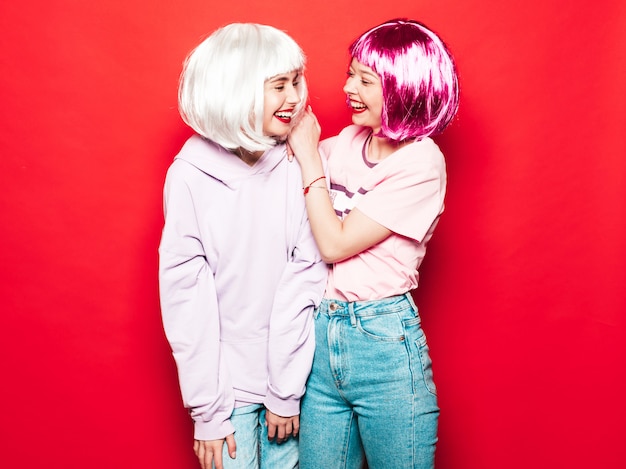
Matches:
[268,72,300,83]
[349,65,378,81]
[361,70,378,80]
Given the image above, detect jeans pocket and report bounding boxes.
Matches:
[414,330,437,396]
[356,313,405,341]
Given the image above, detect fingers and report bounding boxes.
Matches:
[286,142,294,162]
[297,107,317,126]
[276,422,287,442]
[194,438,232,469]
[265,411,300,444]
[225,433,237,460]
[194,440,212,469]
[212,447,224,469]
[267,421,276,440]
[267,422,287,443]
[313,114,321,131]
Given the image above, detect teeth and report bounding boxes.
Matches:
[275,112,293,118]
[350,102,366,110]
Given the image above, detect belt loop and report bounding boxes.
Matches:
[405,292,418,314]
[348,301,357,327]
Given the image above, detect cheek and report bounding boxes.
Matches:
[263,94,281,116]
[376,97,384,113]
[372,90,384,113]
[262,105,275,126]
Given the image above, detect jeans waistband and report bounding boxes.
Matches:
[319,293,418,326]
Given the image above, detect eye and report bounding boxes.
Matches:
[275,85,285,91]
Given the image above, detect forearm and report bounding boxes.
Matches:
[290,110,373,262]
[297,153,347,262]
[266,199,326,414]
[159,253,236,440]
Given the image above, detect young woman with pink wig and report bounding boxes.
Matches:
[288,18,460,469]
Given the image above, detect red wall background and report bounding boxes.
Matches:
[1,1,625,468]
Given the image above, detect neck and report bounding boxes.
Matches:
[235,148,264,166]
[367,134,410,162]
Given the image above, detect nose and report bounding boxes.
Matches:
[343,76,356,95]
[286,84,301,105]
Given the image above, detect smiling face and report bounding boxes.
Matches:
[343,58,384,133]
[262,69,303,141]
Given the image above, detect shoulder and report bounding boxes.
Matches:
[338,125,370,144]
[413,137,445,162]
[363,138,446,196]
[176,134,225,164]
[321,125,370,158]
[164,136,218,183]
[389,137,446,175]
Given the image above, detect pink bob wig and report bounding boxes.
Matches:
[349,18,460,141]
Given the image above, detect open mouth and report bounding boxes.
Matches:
[274,109,294,123]
[348,99,367,114]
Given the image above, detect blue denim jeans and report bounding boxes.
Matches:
[299,294,438,469]
[220,404,299,469]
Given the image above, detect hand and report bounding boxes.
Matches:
[287,106,321,163]
[194,434,236,469]
[265,409,300,443]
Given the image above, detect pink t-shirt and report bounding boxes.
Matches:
[321,125,447,302]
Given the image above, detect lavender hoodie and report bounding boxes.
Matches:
[159,135,327,441]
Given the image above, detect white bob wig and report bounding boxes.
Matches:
[178,23,308,152]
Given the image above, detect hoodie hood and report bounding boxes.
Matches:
[174,134,286,189]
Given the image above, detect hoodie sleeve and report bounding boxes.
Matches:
[264,167,328,417]
[158,161,235,441]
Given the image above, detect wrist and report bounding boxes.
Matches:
[303,175,326,195]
